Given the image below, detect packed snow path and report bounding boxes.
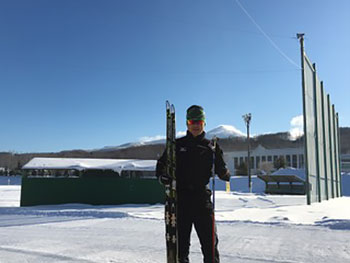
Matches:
[1,217,350,263]
[1,185,350,262]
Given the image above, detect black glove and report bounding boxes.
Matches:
[158,174,172,186]
[219,170,231,182]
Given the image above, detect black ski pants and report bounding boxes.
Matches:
[177,190,220,263]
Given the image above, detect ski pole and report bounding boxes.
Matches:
[211,136,217,263]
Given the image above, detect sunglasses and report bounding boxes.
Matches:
[187,120,205,125]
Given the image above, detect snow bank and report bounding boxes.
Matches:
[2,186,350,228]
[210,176,265,193]
[342,173,350,196]
[0,175,21,185]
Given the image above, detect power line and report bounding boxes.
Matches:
[235,0,301,69]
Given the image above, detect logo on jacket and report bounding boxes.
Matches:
[179,147,187,152]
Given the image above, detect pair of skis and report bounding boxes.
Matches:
[165,100,178,263]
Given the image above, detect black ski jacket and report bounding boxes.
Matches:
[156,131,230,193]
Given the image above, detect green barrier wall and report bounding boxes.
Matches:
[265,184,306,195]
[20,177,165,206]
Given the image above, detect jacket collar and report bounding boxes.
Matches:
[186,130,206,141]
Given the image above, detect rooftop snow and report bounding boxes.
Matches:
[23,158,157,174]
[272,168,306,180]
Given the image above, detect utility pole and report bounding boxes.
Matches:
[243,113,252,192]
[297,33,311,205]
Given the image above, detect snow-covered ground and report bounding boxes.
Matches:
[1,179,350,263]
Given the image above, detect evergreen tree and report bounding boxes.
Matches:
[236,161,248,175]
[274,156,286,169]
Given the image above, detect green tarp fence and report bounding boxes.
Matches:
[20,177,165,207]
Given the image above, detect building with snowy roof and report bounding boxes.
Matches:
[258,168,307,195]
[23,157,157,178]
[20,158,163,206]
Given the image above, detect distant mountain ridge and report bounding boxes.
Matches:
[98,125,245,152]
[1,127,350,171]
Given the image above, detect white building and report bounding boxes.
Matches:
[224,144,304,175]
[223,144,350,175]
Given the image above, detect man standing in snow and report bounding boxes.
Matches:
[156,105,230,263]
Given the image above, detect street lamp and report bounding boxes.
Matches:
[242,113,252,192]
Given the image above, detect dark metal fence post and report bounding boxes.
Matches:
[243,113,252,192]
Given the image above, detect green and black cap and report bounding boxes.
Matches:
[186,105,205,121]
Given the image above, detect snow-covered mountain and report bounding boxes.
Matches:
[98,125,245,151]
[206,125,246,139]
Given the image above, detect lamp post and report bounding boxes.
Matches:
[242,113,252,192]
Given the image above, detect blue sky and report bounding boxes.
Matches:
[1,0,349,153]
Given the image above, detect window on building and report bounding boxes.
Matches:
[292,155,298,168]
[267,156,272,162]
[234,157,239,168]
[262,156,266,162]
[299,154,304,168]
[273,155,278,163]
[250,156,254,169]
[239,157,243,165]
[256,156,260,169]
[286,155,291,167]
